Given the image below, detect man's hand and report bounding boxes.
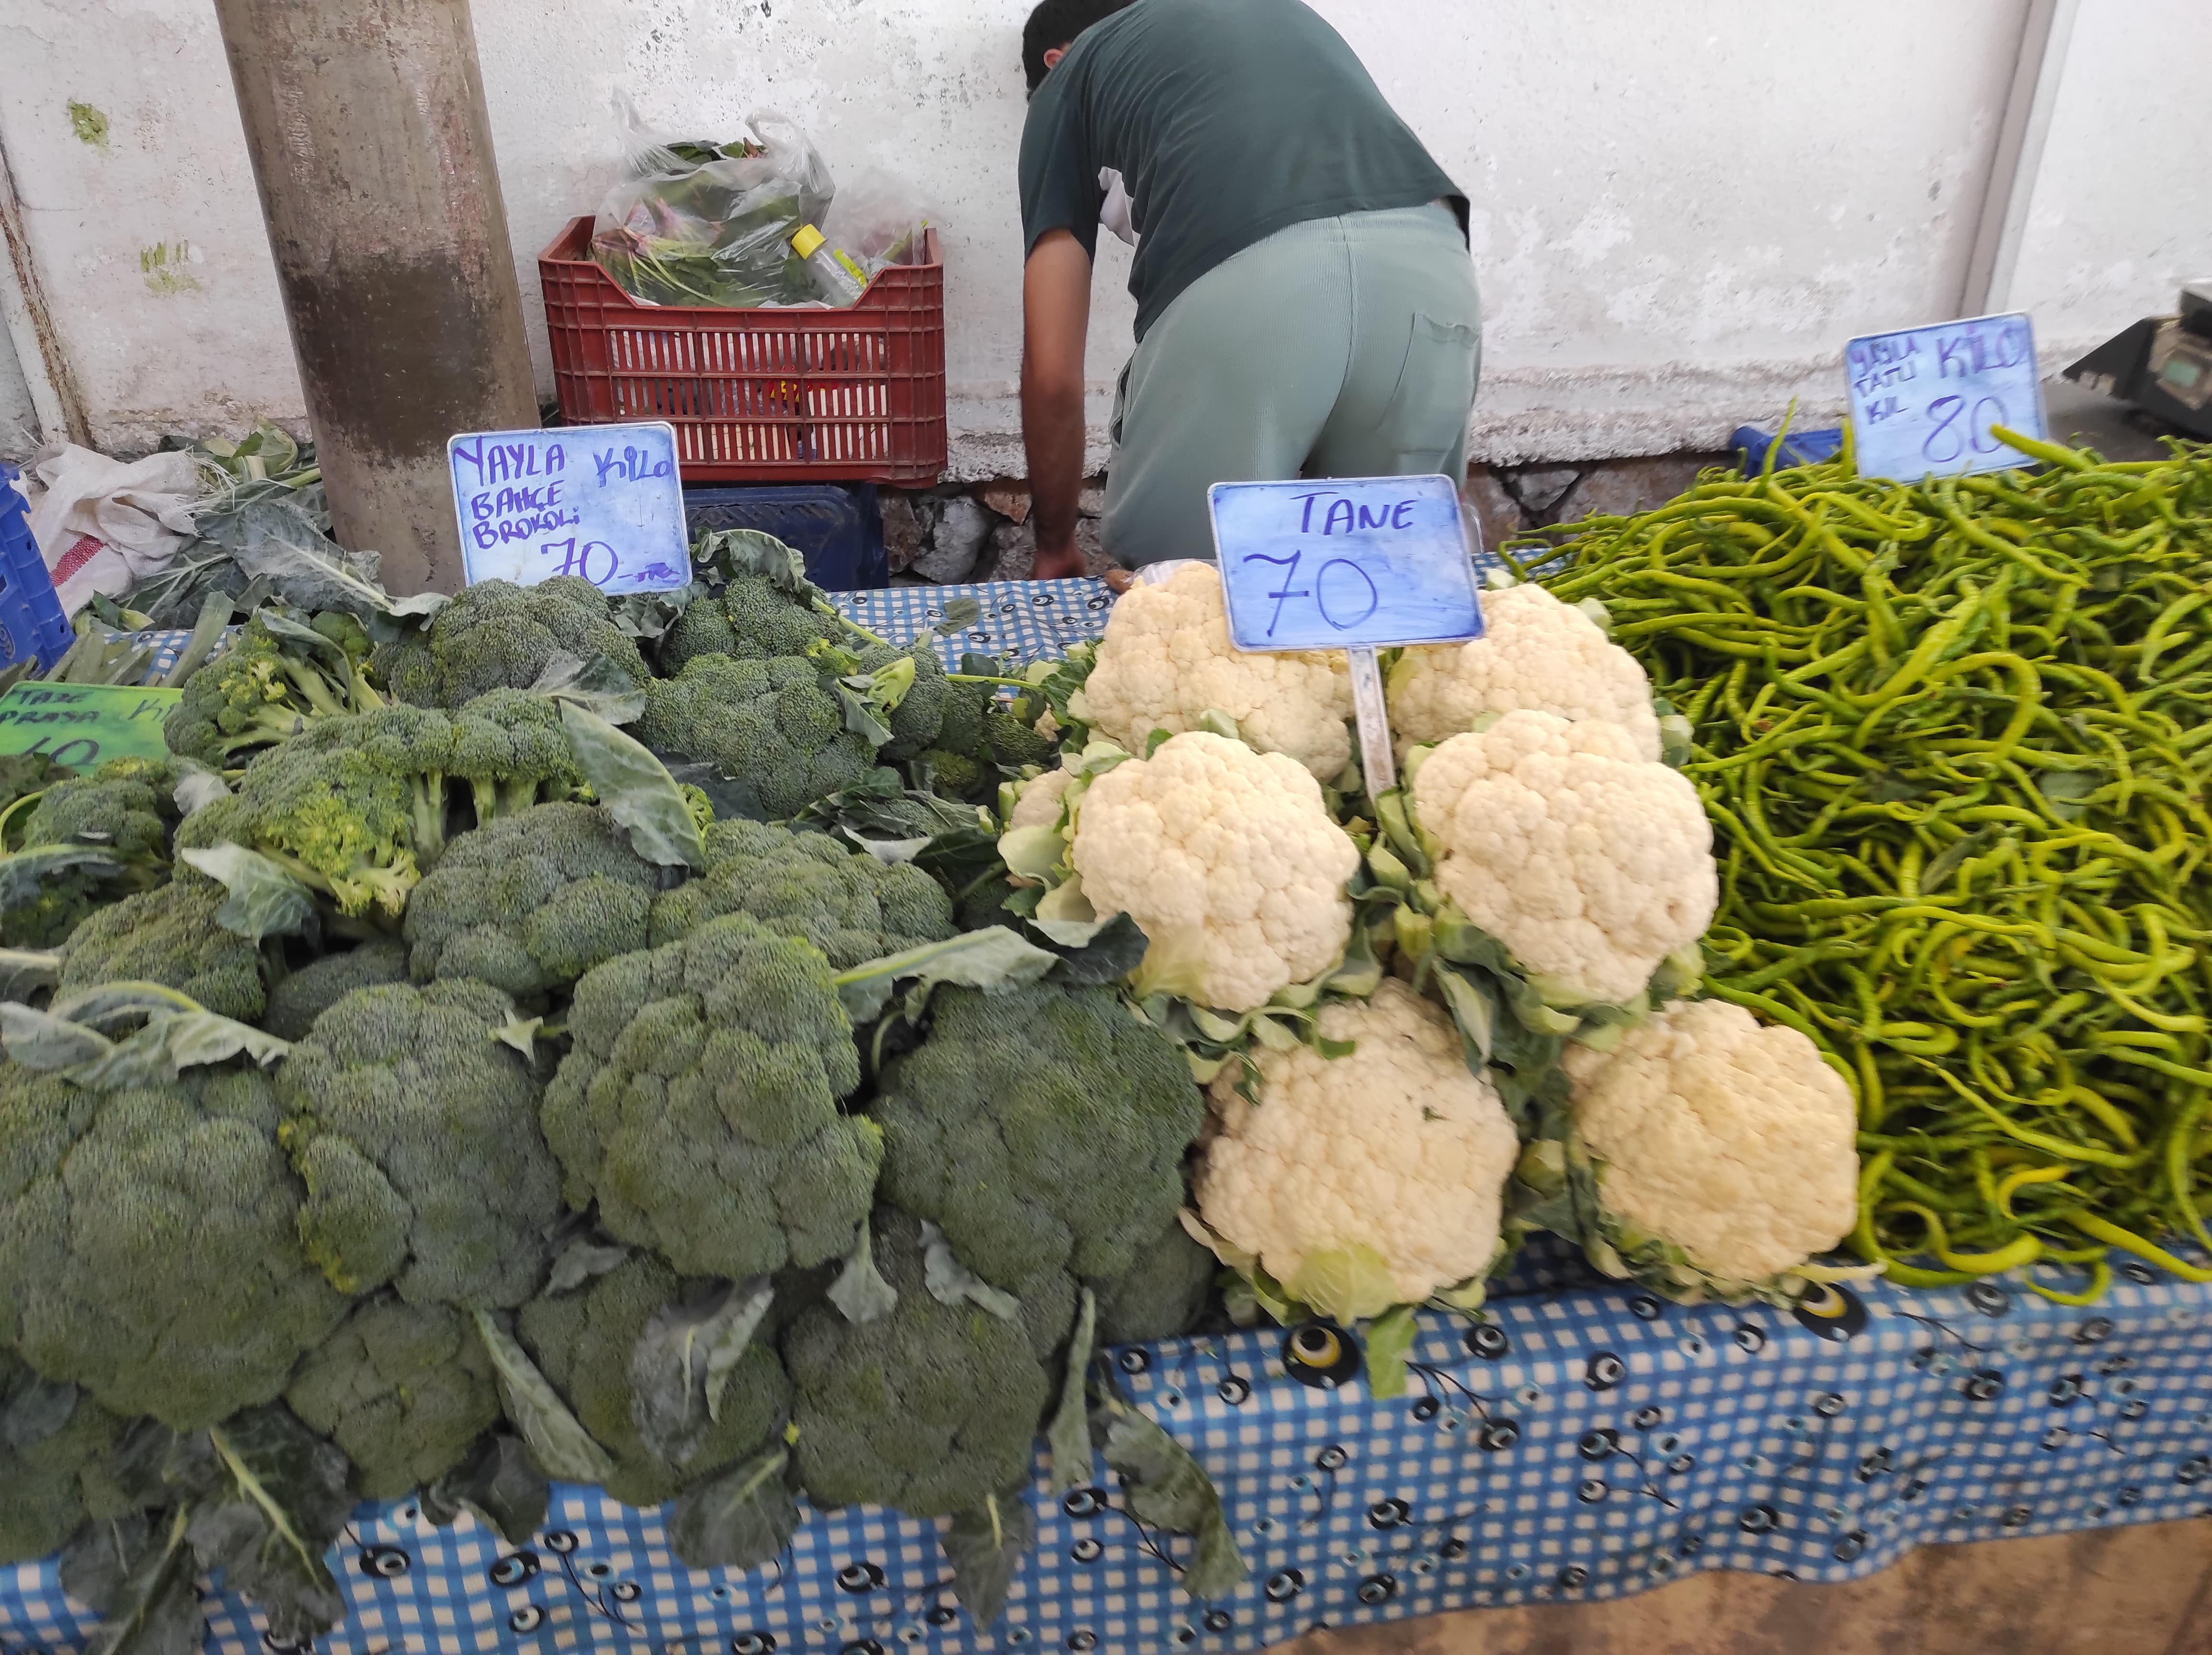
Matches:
[1022,230,1092,581]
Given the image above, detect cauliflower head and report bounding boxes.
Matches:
[1387,582,1660,762]
[1563,999,1857,1291]
[1082,563,1352,781]
[1007,765,1074,831]
[1412,710,1716,1006]
[1191,981,1519,1322]
[1073,732,1358,1012]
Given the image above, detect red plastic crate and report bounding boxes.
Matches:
[539,217,947,485]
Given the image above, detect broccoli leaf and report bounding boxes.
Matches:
[1094,1398,1248,1601]
[941,1490,1035,1628]
[1362,1305,1419,1401]
[1047,1288,1097,1493]
[919,1221,1021,1321]
[832,927,1058,1025]
[628,1277,775,1464]
[173,1407,353,1644]
[420,1434,549,1546]
[0,946,61,1001]
[178,844,320,943]
[60,1510,203,1655]
[545,1227,634,1295]
[828,1218,899,1325]
[606,585,697,643]
[0,845,124,909]
[0,1001,116,1069]
[228,496,447,622]
[558,702,706,870]
[666,1441,800,1573]
[1030,913,1149,987]
[1,1367,78,1450]
[471,1310,617,1485]
[530,654,649,727]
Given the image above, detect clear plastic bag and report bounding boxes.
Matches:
[590,94,835,308]
[821,167,934,275]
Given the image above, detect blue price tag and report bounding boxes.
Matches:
[449,420,693,596]
[1844,312,2049,482]
[1207,475,1483,653]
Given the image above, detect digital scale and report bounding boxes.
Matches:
[2063,278,2212,440]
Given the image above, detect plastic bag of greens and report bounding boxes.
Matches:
[590,97,834,308]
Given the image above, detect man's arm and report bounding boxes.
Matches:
[1021,229,1093,581]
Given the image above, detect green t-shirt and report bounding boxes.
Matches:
[1019,0,1467,340]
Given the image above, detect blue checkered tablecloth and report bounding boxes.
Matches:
[6,1239,2209,1655]
[835,580,1119,672]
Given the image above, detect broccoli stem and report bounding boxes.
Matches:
[411,775,448,864]
[277,656,351,720]
[498,776,543,817]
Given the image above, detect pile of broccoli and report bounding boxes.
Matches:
[0,533,1241,1653]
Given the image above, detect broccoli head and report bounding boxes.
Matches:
[0,1061,351,1431]
[9,756,183,947]
[284,1295,500,1500]
[782,1206,1048,1518]
[876,983,1203,1296]
[861,640,949,761]
[56,880,266,1023]
[371,576,650,709]
[543,914,877,1281]
[179,709,451,919]
[660,572,846,674]
[448,689,584,823]
[933,679,993,761]
[517,1254,790,1508]
[276,979,561,1308]
[164,612,376,766]
[405,803,658,997]
[0,751,66,820]
[985,709,1060,771]
[0,1350,129,1565]
[21,756,179,864]
[648,817,954,969]
[635,653,876,820]
[261,940,411,1042]
[915,748,988,802]
[1095,1215,1217,1345]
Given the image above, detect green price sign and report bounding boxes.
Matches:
[0,683,183,771]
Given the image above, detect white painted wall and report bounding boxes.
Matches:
[0,0,2206,474]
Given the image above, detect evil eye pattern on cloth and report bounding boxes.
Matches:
[835,580,1117,673]
[6,1238,2210,1655]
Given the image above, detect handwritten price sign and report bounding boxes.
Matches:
[447,421,692,596]
[0,683,182,770]
[1845,312,2050,482]
[1208,475,1483,654]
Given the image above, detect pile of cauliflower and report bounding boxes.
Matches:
[1037,562,1859,1322]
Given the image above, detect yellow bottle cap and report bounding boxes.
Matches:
[791,224,825,260]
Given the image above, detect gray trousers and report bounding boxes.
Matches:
[1101,202,1481,567]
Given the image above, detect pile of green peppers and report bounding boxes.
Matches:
[1516,428,2212,1302]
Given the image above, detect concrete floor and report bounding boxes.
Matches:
[1269,1518,2212,1655]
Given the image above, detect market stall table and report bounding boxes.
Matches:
[5,1239,2209,1655]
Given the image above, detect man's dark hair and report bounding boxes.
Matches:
[1024,0,1137,93]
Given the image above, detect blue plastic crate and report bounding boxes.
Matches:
[1732,423,1845,475]
[0,462,73,673]
[683,483,888,592]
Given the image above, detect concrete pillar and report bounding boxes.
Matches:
[213,0,538,594]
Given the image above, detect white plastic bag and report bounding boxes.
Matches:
[27,443,203,616]
[822,167,934,272]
